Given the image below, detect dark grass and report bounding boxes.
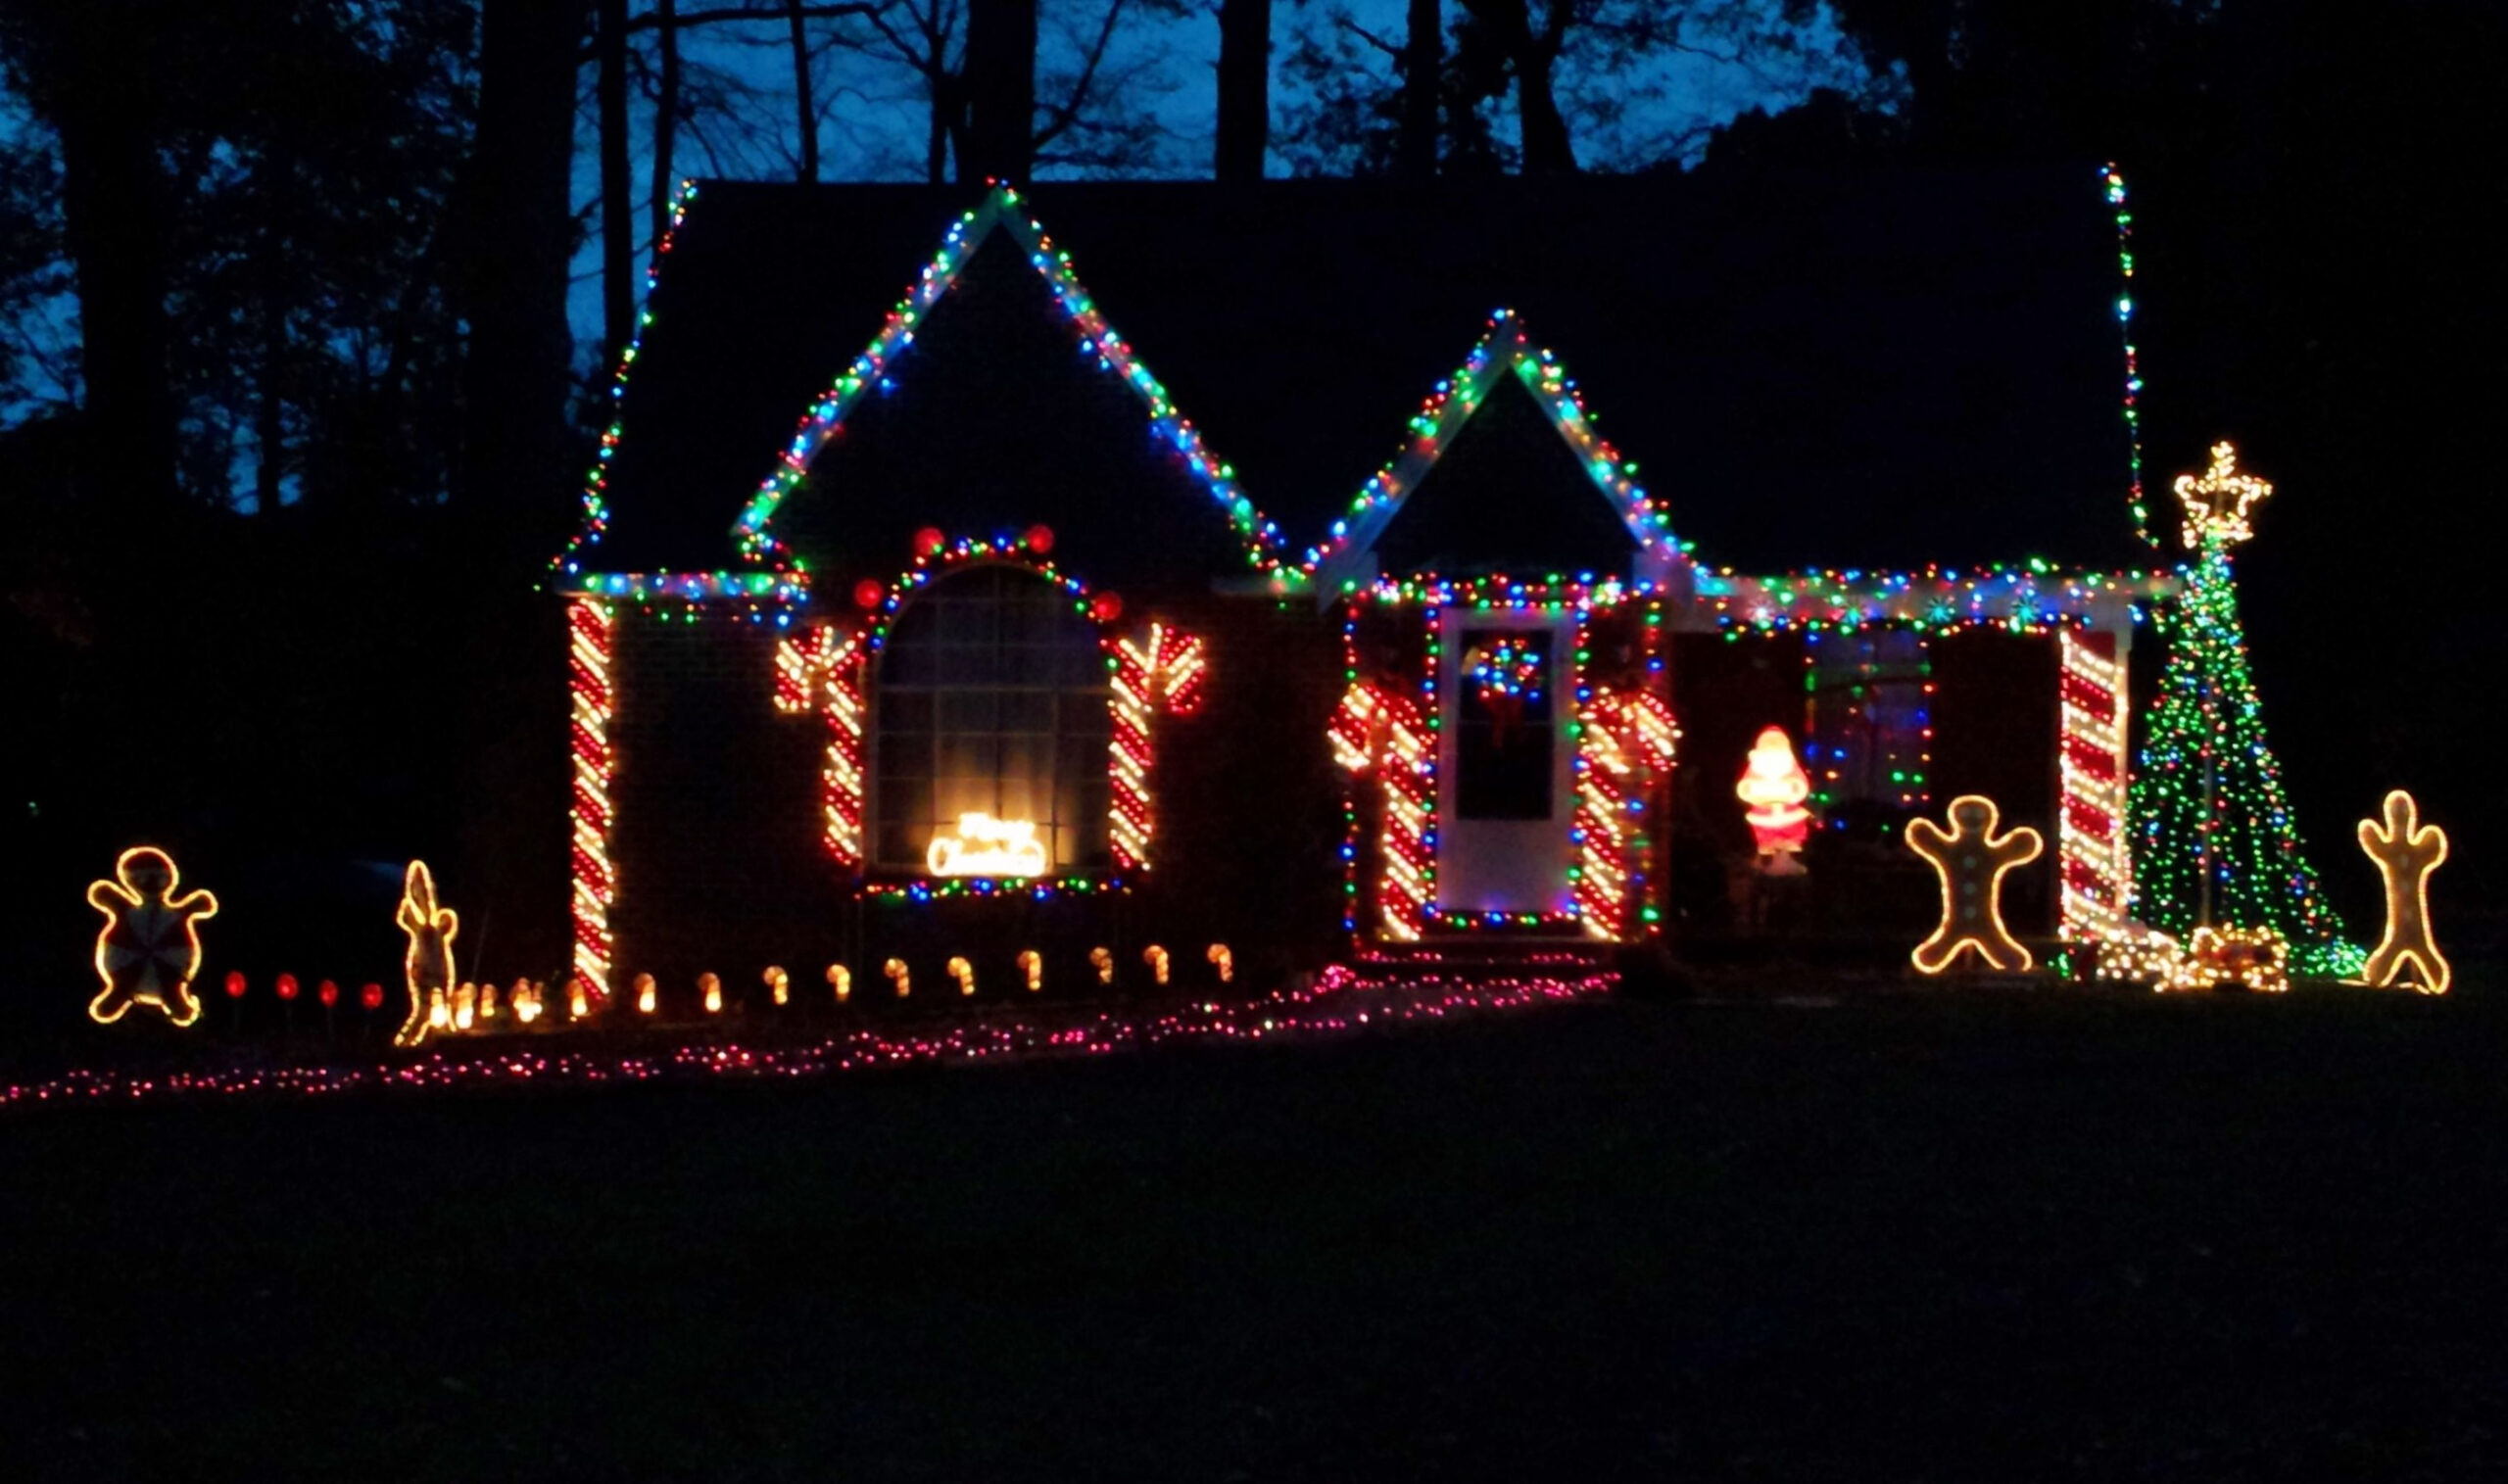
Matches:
[6,982,2506,1481]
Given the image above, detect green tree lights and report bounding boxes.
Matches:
[2130,445,2360,975]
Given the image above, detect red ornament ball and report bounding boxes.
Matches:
[911,526,945,558]
[317,979,340,1008]
[1088,591,1124,624]
[1024,523,1055,555]
[853,577,887,610]
[275,973,300,1002]
[223,971,247,1000]
[360,982,386,1012]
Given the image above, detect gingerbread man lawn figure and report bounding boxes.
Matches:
[2357,790,2450,994]
[86,846,219,1027]
[394,860,458,1047]
[1905,794,2044,974]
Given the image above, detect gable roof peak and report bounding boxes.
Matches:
[725,181,1287,577]
[1302,309,1689,598]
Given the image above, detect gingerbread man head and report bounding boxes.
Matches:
[119,846,176,901]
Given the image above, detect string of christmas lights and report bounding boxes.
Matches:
[1691,566,2167,636]
[1572,690,1680,940]
[568,599,617,1002]
[775,625,867,865]
[727,184,1283,572]
[2057,630,2133,941]
[552,179,698,579]
[824,639,866,867]
[1304,311,1678,590]
[2103,164,2153,548]
[758,531,1208,894]
[1803,628,1932,818]
[2131,526,2356,975]
[1109,621,1206,871]
[1330,680,1433,943]
[560,568,809,623]
[4,966,1612,1112]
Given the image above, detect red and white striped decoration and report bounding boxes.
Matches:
[822,641,864,867]
[568,598,616,1001]
[1108,622,1206,871]
[1573,688,1681,941]
[776,627,865,867]
[1331,682,1432,942]
[2058,629,2132,939]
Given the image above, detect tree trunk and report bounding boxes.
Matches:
[598,0,634,363]
[461,0,588,528]
[52,46,177,506]
[927,73,954,182]
[788,0,821,181]
[1399,0,1440,177]
[1215,0,1271,181]
[651,0,681,248]
[1515,44,1574,173]
[961,0,1035,183]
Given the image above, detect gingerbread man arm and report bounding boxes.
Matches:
[87,879,136,915]
[169,887,219,921]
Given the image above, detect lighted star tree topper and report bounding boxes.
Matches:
[2130,443,2359,976]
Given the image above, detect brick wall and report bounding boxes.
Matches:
[602,595,1346,1007]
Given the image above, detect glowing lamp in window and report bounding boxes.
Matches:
[926,812,1049,878]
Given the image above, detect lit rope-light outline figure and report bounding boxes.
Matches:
[394,861,459,1048]
[2356,790,2450,994]
[85,845,218,1028]
[1906,795,2044,974]
[2172,925,2291,993]
[2173,440,2273,551]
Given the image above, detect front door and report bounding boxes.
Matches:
[1435,613,1575,919]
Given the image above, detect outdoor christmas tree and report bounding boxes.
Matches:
[2130,443,2359,975]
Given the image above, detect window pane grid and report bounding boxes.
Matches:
[874,566,1112,872]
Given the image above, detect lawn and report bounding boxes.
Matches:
[6,983,2505,1480]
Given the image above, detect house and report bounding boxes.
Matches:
[553,168,2172,1004]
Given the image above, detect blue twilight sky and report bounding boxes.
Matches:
[562,0,1886,369]
[0,1,1883,494]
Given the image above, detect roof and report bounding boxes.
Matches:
[563,167,2145,582]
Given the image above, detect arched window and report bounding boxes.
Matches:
[873,565,1112,873]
